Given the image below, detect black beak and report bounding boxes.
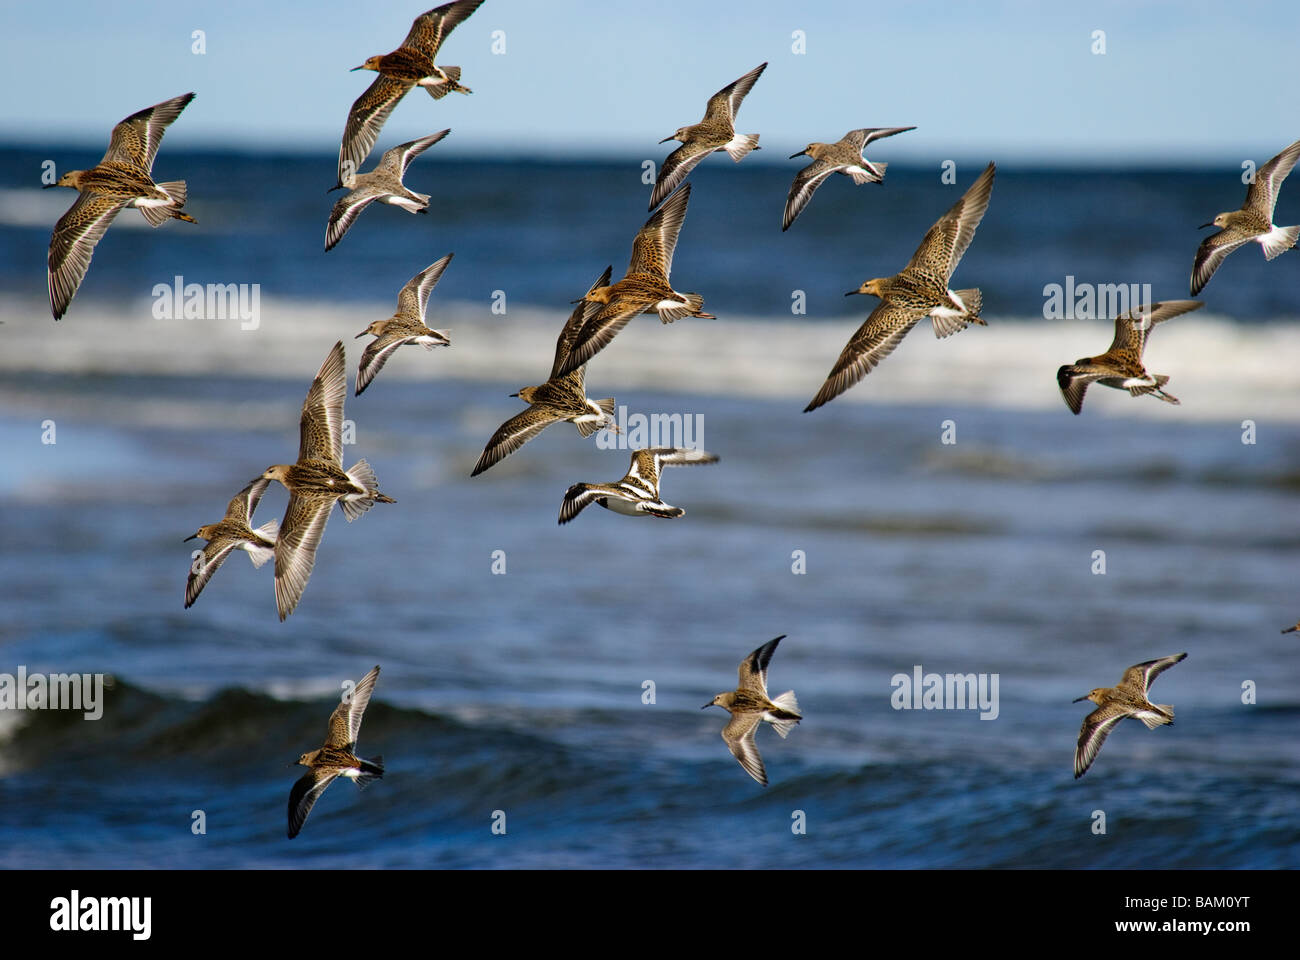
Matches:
[659,135,675,144]
[183,534,198,542]
[789,150,806,159]
[701,703,711,709]
[1072,695,1089,703]
[844,289,860,297]
[1198,222,1214,229]
[350,65,365,72]
[354,331,368,339]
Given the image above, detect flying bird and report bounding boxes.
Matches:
[783,126,915,231]
[805,162,995,412]
[46,92,197,320]
[336,0,484,186]
[355,254,454,395]
[558,447,717,524]
[326,130,448,251]
[649,62,767,211]
[1074,653,1186,779]
[1192,138,1300,295]
[703,636,801,787]
[1056,300,1202,414]
[288,665,384,838]
[183,478,279,609]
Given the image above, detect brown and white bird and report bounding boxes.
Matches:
[1056,300,1202,414]
[336,0,484,186]
[260,342,395,621]
[355,254,454,395]
[704,636,801,787]
[471,266,617,476]
[783,126,915,231]
[1073,653,1186,779]
[555,184,714,378]
[649,62,767,210]
[326,131,448,251]
[805,162,995,412]
[183,478,279,609]
[288,665,384,839]
[46,92,197,320]
[558,447,717,524]
[1192,138,1300,295]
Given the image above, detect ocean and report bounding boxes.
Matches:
[0,149,1297,868]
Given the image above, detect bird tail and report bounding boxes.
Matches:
[139,181,195,226]
[658,294,713,323]
[1261,224,1299,261]
[575,398,616,438]
[356,756,384,786]
[849,161,885,185]
[341,460,393,521]
[1140,706,1175,729]
[723,133,761,162]
[769,690,801,738]
[427,67,471,99]
[246,525,278,568]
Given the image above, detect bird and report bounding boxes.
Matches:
[326,130,448,251]
[288,664,384,839]
[805,162,995,412]
[355,254,454,395]
[649,62,767,211]
[336,0,484,186]
[471,266,617,476]
[1192,138,1300,295]
[558,447,717,524]
[184,478,280,609]
[703,636,801,787]
[46,92,197,320]
[1073,652,1187,779]
[554,184,714,378]
[260,341,395,621]
[783,126,915,231]
[1056,300,1202,414]
[1282,621,1299,634]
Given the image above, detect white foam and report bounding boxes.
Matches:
[2,293,1298,423]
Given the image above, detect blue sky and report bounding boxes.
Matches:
[2,0,1297,163]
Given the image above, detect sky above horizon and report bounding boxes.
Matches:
[1,0,1297,165]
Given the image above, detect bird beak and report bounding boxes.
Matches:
[354,330,368,339]
[327,184,343,193]
[508,392,519,398]
[350,64,366,72]
[789,150,807,159]
[659,135,675,144]
[701,703,711,709]
[844,289,860,297]
[1198,222,1214,229]
[1072,695,1089,703]
[42,183,56,189]
[183,534,198,542]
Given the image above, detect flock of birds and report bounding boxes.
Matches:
[31,0,1300,834]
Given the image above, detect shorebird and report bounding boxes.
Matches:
[1056,300,1202,414]
[261,341,395,621]
[558,447,717,524]
[1074,652,1186,779]
[337,0,484,186]
[555,184,714,378]
[1192,138,1300,295]
[326,130,448,251]
[289,664,384,839]
[805,162,995,412]
[649,62,767,211]
[783,126,915,231]
[184,478,279,609]
[46,92,197,320]
[471,266,617,476]
[355,254,454,395]
[704,636,801,787]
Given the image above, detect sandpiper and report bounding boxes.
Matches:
[184,478,279,609]
[555,184,715,378]
[649,62,767,211]
[704,636,801,787]
[289,664,384,839]
[805,162,995,412]
[1056,300,1202,414]
[1074,652,1186,779]
[1192,138,1300,295]
[326,130,448,251]
[337,0,484,186]
[558,447,717,524]
[261,341,395,621]
[355,254,454,395]
[782,126,915,231]
[471,266,617,476]
[46,92,197,320]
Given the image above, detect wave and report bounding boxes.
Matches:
[2,293,1298,421]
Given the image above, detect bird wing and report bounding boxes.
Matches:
[471,405,568,476]
[650,143,713,212]
[551,265,612,378]
[356,330,419,396]
[325,186,383,251]
[558,295,647,376]
[705,61,767,123]
[1074,703,1130,778]
[103,92,195,173]
[226,477,271,527]
[630,182,691,277]
[377,129,450,178]
[287,768,338,839]
[396,253,453,319]
[782,158,839,232]
[804,302,928,412]
[298,341,348,464]
[558,483,608,524]
[338,74,412,184]
[47,192,127,320]
[1055,363,1112,415]
[274,494,334,622]
[327,664,380,747]
[722,713,768,786]
[1121,652,1187,695]
[401,0,484,59]
[738,635,786,694]
[905,162,995,279]
[184,538,241,609]
[1244,138,1300,218]
[1191,227,1252,296]
[1109,300,1203,355]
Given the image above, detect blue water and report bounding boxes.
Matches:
[0,149,1298,868]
